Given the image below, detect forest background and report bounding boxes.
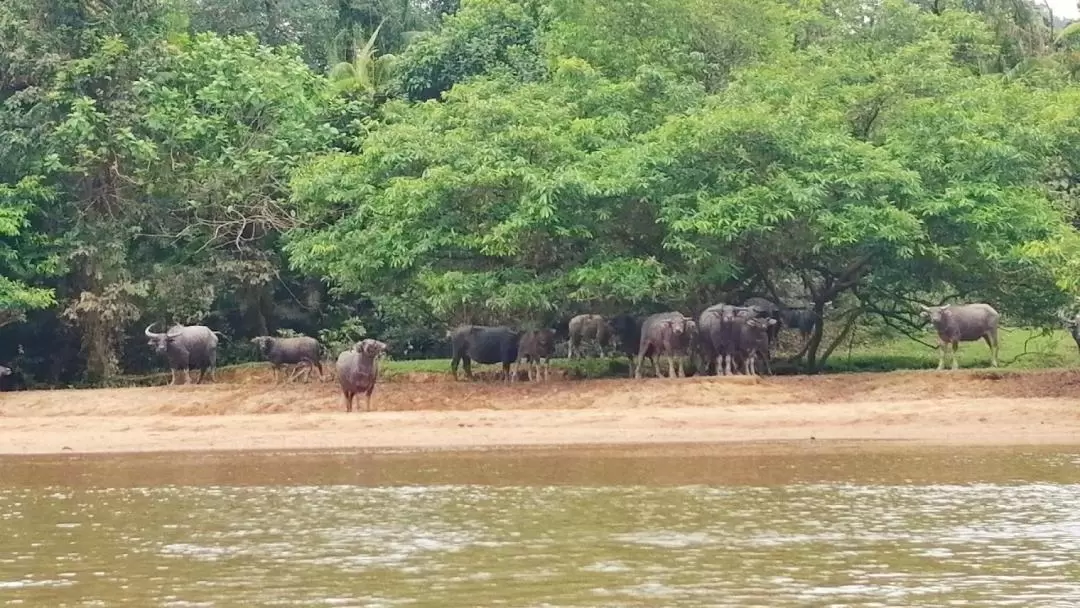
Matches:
[3,0,1080,387]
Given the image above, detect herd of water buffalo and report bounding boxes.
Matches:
[6,295,1074,412]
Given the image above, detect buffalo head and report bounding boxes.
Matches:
[251,336,275,354]
[145,323,183,354]
[354,339,388,359]
[919,304,951,325]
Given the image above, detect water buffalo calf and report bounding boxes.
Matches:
[514,329,556,382]
[449,325,521,381]
[336,338,388,412]
[145,323,220,385]
[920,303,1000,370]
[567,314,612,358]
[739,316,777,375]
[251,335,324,382]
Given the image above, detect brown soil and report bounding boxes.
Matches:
[2,368,1080,455]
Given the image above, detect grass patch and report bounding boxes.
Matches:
[96,327,1080,387]
[821,328,1079,373]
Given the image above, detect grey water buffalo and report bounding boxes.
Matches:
[699,304,754,376]
[449,325,521,381]
[567,314,613,358]
[336,338,388,412]
[743,297,782,346]
[919,303,1000,370]
[635,312,694,379]
[145,323,220,385]
[514,328,556,382]
[739,316,777,375]
[251,335,324,382]
[609,314,644,377]
[1061,313,1080,354]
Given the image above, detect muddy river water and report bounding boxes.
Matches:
[3,443,1080,606]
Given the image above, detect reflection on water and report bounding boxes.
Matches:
[3,446,1080,606]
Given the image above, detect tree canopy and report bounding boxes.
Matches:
[2,0,1080,382]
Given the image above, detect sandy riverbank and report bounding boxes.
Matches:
[1,368,1079,455]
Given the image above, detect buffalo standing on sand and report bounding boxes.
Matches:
[919,303,1000,370]
[336,338,388,412]
[145,323,220,385]
[567,314,613,358]
[515,329,556,382]
[698,304,750,376]
[448,325,521,382]
[635,312,694,379]
[251,335,324,382]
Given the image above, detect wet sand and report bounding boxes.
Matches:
[2,368,1080,455]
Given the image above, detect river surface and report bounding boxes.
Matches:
[3,444,1080,606]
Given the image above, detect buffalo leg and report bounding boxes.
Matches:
[511,358,521,383]
[365,387,374,411]
[634,353,645,379]
[184,369,193,385]
[984,333,999,367]
[343,390,353,413]
[936,341,947,371]
[502,361,512,383]
[169,369,177,386]
[450,354,461,380]
[462,357,473,380]
[951,341,960,370]
[542,357,550,382]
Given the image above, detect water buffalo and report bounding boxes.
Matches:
[739,316,777,375]
[609,314,644,377]
[145,323,220,385]
[449,325,521,381]
[567,314,613,358]
[1062,313,1080,354]
[336,338,388,412]
[780,306,820,342]
[635,312,694,379]
[698,304,756,376]
[919,303,1000,370]
[742,297,782,346]
[251,335,324,382]
[514,328,556,382]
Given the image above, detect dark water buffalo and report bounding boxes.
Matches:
[609,314,644,377]
[515,328,556,382]
[336,338,388,412]
[739,316,777,375]
[919,303,1000,370]
[635,312,694,379]
[780,306,820,342]
[567,314,612,358]
[742,297,782,346]
[449,325,521,381]
[698,304,755,376]
[145,323,220,385]
[251,335,324,382]
[1062,313,1080,354]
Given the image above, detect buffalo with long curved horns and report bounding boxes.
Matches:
[145,322,220,385]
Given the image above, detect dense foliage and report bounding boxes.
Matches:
[2,0,1079,385]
